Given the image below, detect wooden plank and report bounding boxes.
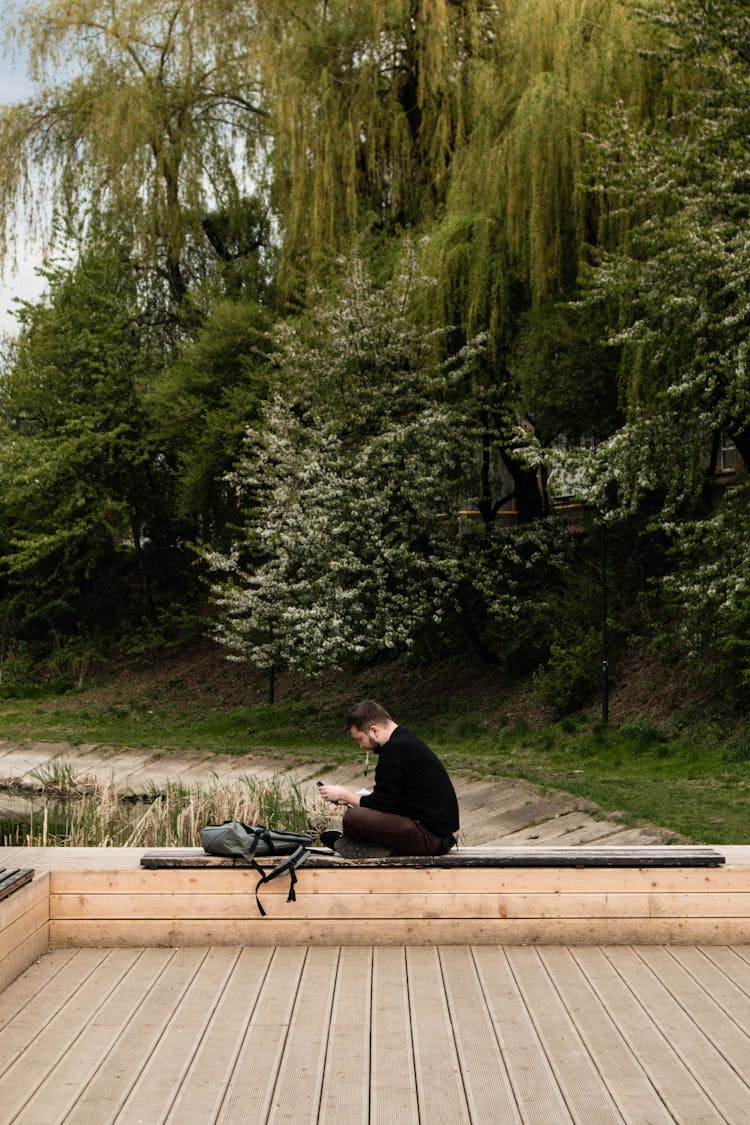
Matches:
[0,868,33,902]
[505,946,623,1123]
[0,948,111,1075]
[12,949,180,1125]
[266,947,340,1124]
[111,948,244,1125]
[699,945,750,998]
[406,947,471,1123]
[633,946,750,1110]
[317,947,371,1125]
[48,915,750,947]
[0,949,143,1121]
[164,946,275,1124]
[537,947,673,1123]
[48,889,750,921]
[472,947,573,1124]
[0,872,49,932]
[0,948,77,1031]
[49,864,750,895]
[215,946,308,1123]
[0,899,50,994]
[438,946,522,1123]
[662,946,750,1036]
[604,946,750,1122]
[141,845,726,868]
[571,947,730,1123]
[62,948,211,1122]
[370,947,419,1125]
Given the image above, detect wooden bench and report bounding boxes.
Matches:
[0,866,34,901]
[140,845,726,870]
[39,844,747,949]
[1,866,48,993]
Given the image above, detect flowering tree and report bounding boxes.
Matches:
[579,0,750,514]
[205,250,483,673]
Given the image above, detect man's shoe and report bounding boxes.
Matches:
[320,829,343,850]
[333,837,393,859]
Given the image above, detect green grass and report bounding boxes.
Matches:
[2,679,749,843]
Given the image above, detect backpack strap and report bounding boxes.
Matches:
[252,845,311,917]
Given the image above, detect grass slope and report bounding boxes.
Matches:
[1,642,749,843]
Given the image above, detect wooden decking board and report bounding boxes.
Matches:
[0,948,77,1032]
[63,948,211,1123]
[0,948,143,1122]
[317,947,372,1125]
[506,947,625,1124]
[537,947,673,1124]
[438,946,522,1123]
[216,946,308,1122]
[13,949,176,1125]
[0,948,111,1072]
[5,944,750,1121]
[370,947,419,1125]
[265,947,340,1124]
[698,945,750,1000]
[604,946,750,1122]
[571,946,723,1123]
[629,945,750,1120]
[472,946,573,1124]
[165,947,275,1125]
[113,948,244,1125]
[405,947,471,1124]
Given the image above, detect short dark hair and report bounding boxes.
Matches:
[346,700,393,732]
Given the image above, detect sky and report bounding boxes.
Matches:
[0,11,48,335]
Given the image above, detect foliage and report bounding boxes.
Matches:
[579,0,750,512]
[0,239,179,644]
[2,773,316,847]
[148,297,273,541]
[206,248,484,672]
[259,0,494,292]
[0,0,266,307]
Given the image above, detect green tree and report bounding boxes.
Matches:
[418,0,669,520]
[0,240,174,642]
[205,250,483,672]
[0,0,265,308]
[148,296,272,542]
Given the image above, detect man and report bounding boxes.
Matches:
[319,700,459,857]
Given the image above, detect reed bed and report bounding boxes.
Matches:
[1,772,326,847]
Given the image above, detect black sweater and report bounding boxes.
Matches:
[359,726,459,837]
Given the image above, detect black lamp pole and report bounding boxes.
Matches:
[600,521,609,724]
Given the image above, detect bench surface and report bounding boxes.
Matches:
[0,866,34,902]
[140,845,726,869]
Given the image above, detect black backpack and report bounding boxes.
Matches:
[201,821,313,916]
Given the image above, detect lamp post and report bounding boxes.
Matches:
[600,520,609,724]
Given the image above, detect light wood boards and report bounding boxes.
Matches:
[46,863,750,947]
[3,943,750,1122]
[0,873,49,992]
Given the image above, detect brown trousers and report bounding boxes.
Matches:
[342,805,452,856]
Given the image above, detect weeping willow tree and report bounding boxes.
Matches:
[257,0,496,293]
[417,0,679,519]
[0,0,266,308]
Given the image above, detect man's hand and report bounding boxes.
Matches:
[318,784,361,807]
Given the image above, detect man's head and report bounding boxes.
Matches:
[346,700,396,752]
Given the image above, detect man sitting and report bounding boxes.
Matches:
[319,700,459,858]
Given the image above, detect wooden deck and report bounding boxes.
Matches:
[3,942,750,1122]
[2,847,750,1121]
